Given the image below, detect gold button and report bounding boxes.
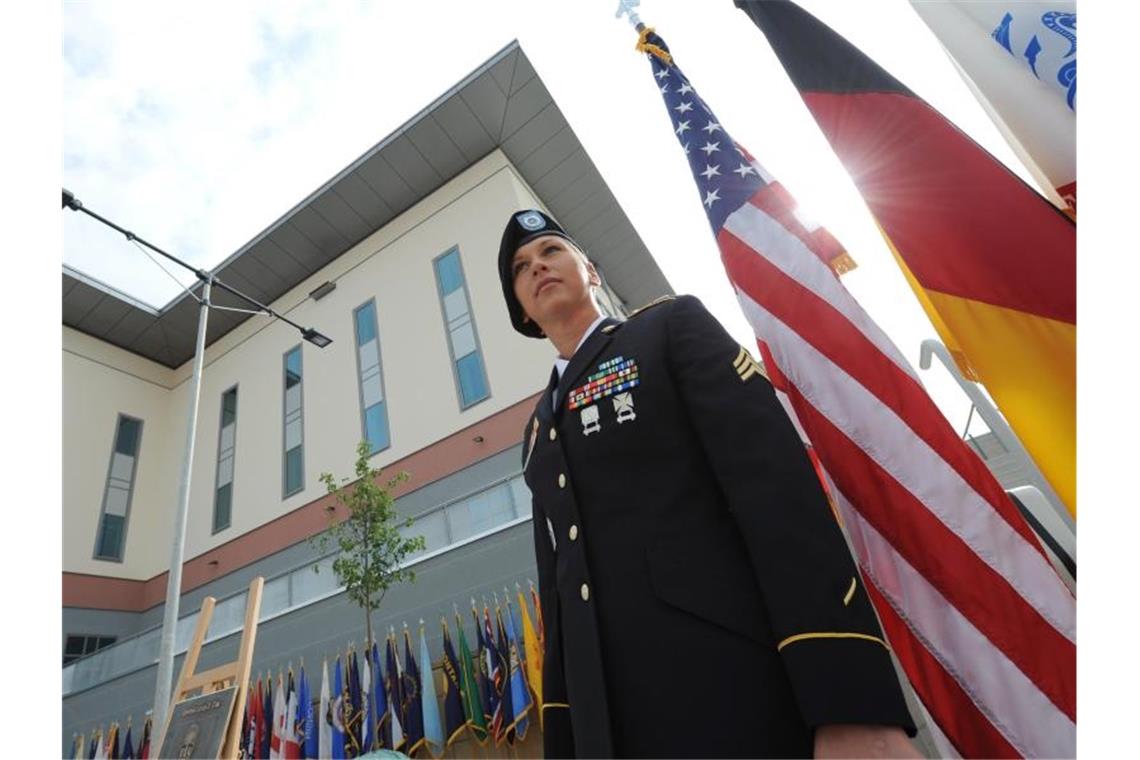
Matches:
[580,583,590,601]
[558,473,566,489]
[569,525,578,541]
[549,428,557,441]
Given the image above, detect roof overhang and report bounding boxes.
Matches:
[63,41,672,369]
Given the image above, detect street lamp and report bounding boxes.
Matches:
[62,188,332,736]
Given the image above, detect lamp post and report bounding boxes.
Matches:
[63,188,332,735]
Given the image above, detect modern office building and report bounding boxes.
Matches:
[62,41,672,752]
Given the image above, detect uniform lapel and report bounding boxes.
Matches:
[553,317,620,422]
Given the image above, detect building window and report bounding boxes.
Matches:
[400,474,532,561]
[283,346,304,497]
[63,634,117,666]
[213,386,238,533]
[353,300,391,454]
[94,414,142,561]
[433,247,490,409]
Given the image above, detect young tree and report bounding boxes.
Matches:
[313,440,426,647]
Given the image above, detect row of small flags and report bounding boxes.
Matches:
[71,717,153,760]
[240,582,545,759]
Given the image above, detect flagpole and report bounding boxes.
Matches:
[919,339,1074,533]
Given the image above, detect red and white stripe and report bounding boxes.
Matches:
[717,188,1076,757]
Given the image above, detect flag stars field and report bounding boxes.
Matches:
[701,164,721,180]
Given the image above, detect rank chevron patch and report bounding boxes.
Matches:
[734,346,766,382]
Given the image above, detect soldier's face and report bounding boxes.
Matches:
[511,234,600,329]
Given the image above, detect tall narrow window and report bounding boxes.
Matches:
[213,386,238,532]
[283,346,304,497]
[353,300,391,454]
[94,414,142,561]
[433,247,490,408]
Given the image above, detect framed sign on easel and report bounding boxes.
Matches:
[152,576,264,759]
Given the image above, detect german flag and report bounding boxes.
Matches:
[735,0,1076,517]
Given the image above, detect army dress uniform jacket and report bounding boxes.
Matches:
[522,295,914,758]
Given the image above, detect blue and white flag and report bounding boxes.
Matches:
[420,626,445,758]
[911,1,1076,212]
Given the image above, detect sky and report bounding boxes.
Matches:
[58,0,1042,434]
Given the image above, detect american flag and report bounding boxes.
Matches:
[640,30,1075,758]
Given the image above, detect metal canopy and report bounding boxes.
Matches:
[63,41,673,369]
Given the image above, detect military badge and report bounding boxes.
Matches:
[517,210,546,231]
[581,404,601,435]
[613,392,636,424]
[567,356,640,411]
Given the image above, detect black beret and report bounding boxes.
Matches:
[497,209,576,338]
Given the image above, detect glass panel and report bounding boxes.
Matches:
[446,498,473,544]
[96,514,124,559]
[206,592,246,640]
[285,347,302,378]
[97,636,116,650]
[220,424,235,452]
[64,636,85,655]
[285,447,303,494]
[450,321,476,359]
[355,303,377,346]
[260,575,291,618]
[285,416,302,450]
[214,483,232,531]
[104,635,136,680]
[175,612,198,653]
[456,353,488,406]
[358,340,380,374]
[222,389,238,426]
[291,558,339,603]
[285,384,302,413]
[104,485,129,517]
[435,251,463,295]
[463,487,513,536]
[509,477,532,518]
[361,371,383,408]
[404,509,447,557]
[364,403,389,452]
[218,455,234,487]
[136,628,160,665]
[443,288,468,323]
[116,417,141,455]
[110,451,135,482]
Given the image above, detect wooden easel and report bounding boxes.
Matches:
[153,576,264,759]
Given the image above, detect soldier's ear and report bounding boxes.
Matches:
[585,260,602,288]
